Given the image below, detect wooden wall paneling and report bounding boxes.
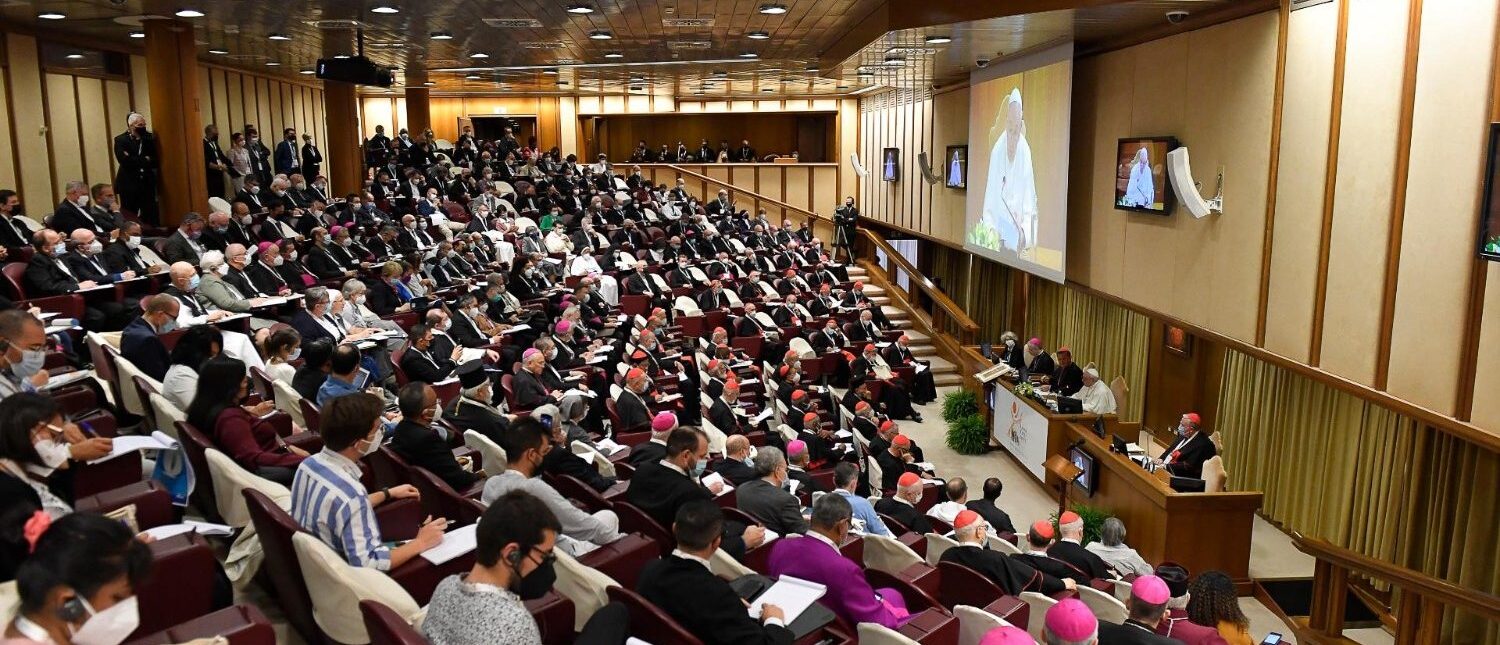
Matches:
[258,77,274,132]
[537,97,559,151]
[44,73,78,203]
[208,69,226,139]
[1374,0,1426,389]
[559,97,578,154]
[1256,0,1293,346]
[0,69,17,192]
[1459,0,1500,423]
[129,54,152,121]
[362,98,392,139]
[1384,0,1498,414]
[196,65,211,144]
[1261,1,1339,362]
[1317,0,1412,385]
[1306,0,1350,366]
[8,34,53,207]
[70,77,88,186]
[105,80,131,178]
[75,77,112,189]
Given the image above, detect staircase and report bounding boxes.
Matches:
[844,265,965,389]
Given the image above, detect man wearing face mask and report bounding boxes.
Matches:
[292,392,447,570]
[401,323,463,385]
[627,427,764,561]
[275,127,301,175]
[736,446,810,535]
[443,361,513,441]
[484,418,622,555]
[64,229,137,287]
[939,510,1074,596]
[0,311,56,398]
[197,250,265,318]
[163,261,228,326]
[100,221,163,277]
[390,382,480,492]
[708,434,757,486]
[24,229,123,331]
[243,124,272,188]
[1154,412,1217,479]
[0,190,31,254]
[51,180,105,236]
[113,112,159,223]
[245,242,291,296]
[120,295,180,381]
[160,212,206,266]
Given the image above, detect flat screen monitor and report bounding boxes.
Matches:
[1114,136,1177,214]
[882,148,900,181]
[945,145,968,188]
[1069,446,1096,496]
[1477,123,1500,260]
[1170,476,1206,493]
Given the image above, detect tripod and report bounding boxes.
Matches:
[833,206,856,263]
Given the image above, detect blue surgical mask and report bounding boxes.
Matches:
[691,459,707,478]
[52,242,66,255]
[188,274,200,291]
[156,319,178,335]
[11,347,45,378]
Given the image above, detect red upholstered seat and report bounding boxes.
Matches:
[360,600,426,645]
[936,560,1006,609]
[124,604,276,645]
[607,586,704,645]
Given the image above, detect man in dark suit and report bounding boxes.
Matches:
[736,447,809,536]
[114,113,159,223]
[967,477,1017,536]
[1049,511,1117,581]
[443,361,513,446]
[1097,575,1183,645]
[1026,337,1055,376]
[51,181,109,236]
[512,348,557,410]
[1049,346,1085,397]
[696,280,732,312]
[292,339,334,402]
[25,229,120,330]
[637,501,793,645]
[784,440,825,494]
[400,323,460,384]
[274,128,301,175]
[301,134,323,179]
[710,435,757,486]
[160,214,207,267]
[625,427,759,560]
[1014,520,1093,586]
[101,221,160,276]
[810,319,849,354]
[615,368,655,433]
[63,229,134,285]
[204,125,231,199]
[627,411,677,469]
[0,191,32,254]
[120,295,179,381]
[873,472,932,534]
[736,140,756,162]
[708,382,746,436]
[389,383,480,491]
[939,510,1074,596]
[1156,412,1217,479]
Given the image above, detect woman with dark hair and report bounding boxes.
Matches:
[185,356,305,485]
[0,393,112,520]
[162,325,222,410]
[262,327,302,385]
[1187,570,1252,645]
[6,512,153,644]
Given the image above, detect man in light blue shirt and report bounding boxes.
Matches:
[831,462,891,537]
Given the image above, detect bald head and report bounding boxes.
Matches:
[725,435,750,459]
[209,211,230,227]
[69,229,96,247]
[169,262,195,281]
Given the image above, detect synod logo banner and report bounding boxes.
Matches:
[992,385,1050,481]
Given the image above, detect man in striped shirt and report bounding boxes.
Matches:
[291,392,447,570]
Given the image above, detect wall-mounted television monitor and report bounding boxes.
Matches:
[945,145,968,188]
[1476,123,1500,260]
[882,148,900,182]
[1114,136,1177,215]
[1070,446,1097,496]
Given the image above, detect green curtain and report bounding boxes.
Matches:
[1024,279,1149,422]
[1217,350,1498,644]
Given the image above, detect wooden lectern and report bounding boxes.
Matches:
[1044,454,1085,520]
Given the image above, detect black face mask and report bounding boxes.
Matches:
[514,555,556,600]
[134,126,147,136]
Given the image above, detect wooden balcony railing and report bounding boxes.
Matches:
[1292,533,1500,644]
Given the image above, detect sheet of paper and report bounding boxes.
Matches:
[45,324,81,335]
[834,430,853,439]
[701,472,734,497]
[254,297,289,307]
[915,462,935,472]
[421,523,479,565]
[36,312,58,321]
[76,284,114,293]
[751,409,775,425]
[89,431,177,464]
[914,363,928,374]
[459,348,487,364]
[587,354,610,365]
[676,372,688,382]
[500,324,530,334]
[564,388,597,399]
[657,393,682,404]
[786,479,800,496]
[594,438,627,456]
[42,370,95,391]
[876,342,892,348]
[748,575,826,622]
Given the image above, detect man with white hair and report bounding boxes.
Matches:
[164,261,229,326]
[1121,145,1156,209]
[736,446,809,535]
[1076,366,1117,414]
[939,510,1074,595]
[1156,412,1217,479]
[980,88,1038,254]
[114,112,159,222]
[1048,510,1117,580]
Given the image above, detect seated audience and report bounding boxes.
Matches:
[637,501,793,645]
[927,477,980,528]
[291,392,446,570]
[1157,412,1217,479]
[1077,366,1117,414]
[736,446,809,535]
[767,493,911,629]
[1087,517,1155,577]
[711,434,757,486]
[0,393,112,519]
[627,411,677,468]
[1049,510,1117,580]
[161,325,223,409]
[831,462,891,536]
[120,294,180,381]
[1044,598,1099,645]
[390,383,479,491]
[292,338,334,402]
[482,418,622,554]
[0,311,51,398]
[939,510,1074,595]
[967,477,1017,535]
[186,356,306,485]
[263,327,301,384]
[1187,571,1253,645]
[784,440,824,494]
[7,512,151,644]
[1014,520,1092,586]
[443,361,513,445]
[874,472,932,534]
[626,427,763,560]
[1097,574,1181,644]
[1153,564,1229,645]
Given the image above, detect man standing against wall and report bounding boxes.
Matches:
[114,112,159,223]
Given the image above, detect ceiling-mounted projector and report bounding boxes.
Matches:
[316,56,395,87]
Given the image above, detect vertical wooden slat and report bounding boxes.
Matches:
[1255,0,1293,347]
[1453,0,1500,419]
[72,76,88,184]
[1307,0,1351,365]
[1373,0,1426,389]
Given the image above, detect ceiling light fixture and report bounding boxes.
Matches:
[588,30,613,40]
[175,8,205,18]
[265,61,281,66]
[925,35,952,44]
[65,53,84,60]
[371,5,400,13]
[693,91,704,95]
[469,52,490,59]
[423,81,436,86]
[268,33,291,41]
[604,52,623,59]
[543,68,558,74]
[334,54,350,59]
[836,85,849,89]
[761,87,774,92]
[37,11,66,19]
[738,52,758,58]
[300,68,316,75]
[209,48,229,54]
[430,31,453,40]
[129,31,145,38]
[747,31,769,40]
[758,4,788,14]
[465,74,482,80]
[565,4,595,13]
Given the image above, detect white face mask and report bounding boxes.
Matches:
[126,236,141,249]
[70,595,140,645]
[74,195,90,208]
[288,251,298,261]
[216,264,229,276]
[240,214,253,225]
[271,256,284,267]
[86,241,103,255]
[440,319,453,331]
[360,429,382,456]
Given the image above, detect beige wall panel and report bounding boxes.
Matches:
[1469,263,1500,429]
[704,101,728,113]
[601,96,625,114]
[75,77,113,189]
[130,55,152,121]
[1318,0,1410,383]
[839,99,858,204]
[226,73,246,135]
[105,80,131,177]
[576,96,601,114]
[0,73,16,191]
[812,166,838,216]
[9,35,53,206]
[784,100,809,111]
[626,95,651,113]
[559,97,579,155]
[679,101,702,113]
[196,66,211,133]
[363,98,392,139]
[812,99,837,111]
[1261,2,1339,362]
[1386,0,1498,413]
[312,89,327,151]
[257,78,274,132]
[706,167,731,201]
[757,100,783,112]
[209,70,230,137]
[45,74,81,203]
[652,96,675,113]
[1067,54,1115,292]
[731,100,756,113]
[785,166,810,211]
[394,97,408,133]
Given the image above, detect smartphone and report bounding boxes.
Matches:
[354,367,372,390]
[1260,634,1283,645]
[539,414,554,429]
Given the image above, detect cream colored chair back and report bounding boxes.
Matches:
[205,448,290,528]
[688,267,709,284]
[752,311,778,329]
[149,393,186,438]
[112,353,160,417]
[956,604,1027,645]
[208,197,233,215]
[862,533,923,575]
[553,550,619,631]
[1076,584,1128,624]
[865,453,884,495]
[514,216,538,232]
[988,535,1023,555]
[724,288,744,307]
[857,623,921,644]
[1019,592,1058,642]
[674,295,701,317]
[495,181,516,197]
[465,431,507,476]
[788,337,815,358]
[292,532,422,645]
[571,441,617,478]
[925,533,961,566]
[272,379,306,426]
[700,415,728,455]
[1201,455,1227,493]
[1109,578,1134,603]
[1109,376,1129,417]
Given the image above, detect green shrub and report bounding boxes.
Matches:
[946,413,989,456]
[941,389,979,423]
[1050,503,1110,546]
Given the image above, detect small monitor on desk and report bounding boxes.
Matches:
[980,341,993,361]
[1111,434,1130,454]
[1056,396,1082,414]
[1169,476,1206,493]
[1069,447,1096,496]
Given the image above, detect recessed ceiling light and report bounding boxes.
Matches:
[604,52,623,59]
[469,52,489,59]
[710,70,728,77]
[588,30,613,40]
[209,48,229,55]
[423,81,436,86]
[430,31,453,40]
[857,71,874,77]
[129,31,145,38]
[334,54,350,59]
[465,74,482,80]
[758,4,788,14]
[543,69,558,75]
[37,11,66,20]
[268,33,291,41]
[925,35,952,44]
[739,52,759,58]
[883,56,905,66]
[370,5,399,14]
[558,80,570,85]
[629,85,643,91]
[65,53,84,60]
[265,61,281,66]
[565,4,594,13]
[747,31,769,40]
[175,8,205,18]
[804,65,818,72]
[300,68,316,75]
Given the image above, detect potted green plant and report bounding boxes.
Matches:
[1050,503,1110,545]
[941,389,979,423]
